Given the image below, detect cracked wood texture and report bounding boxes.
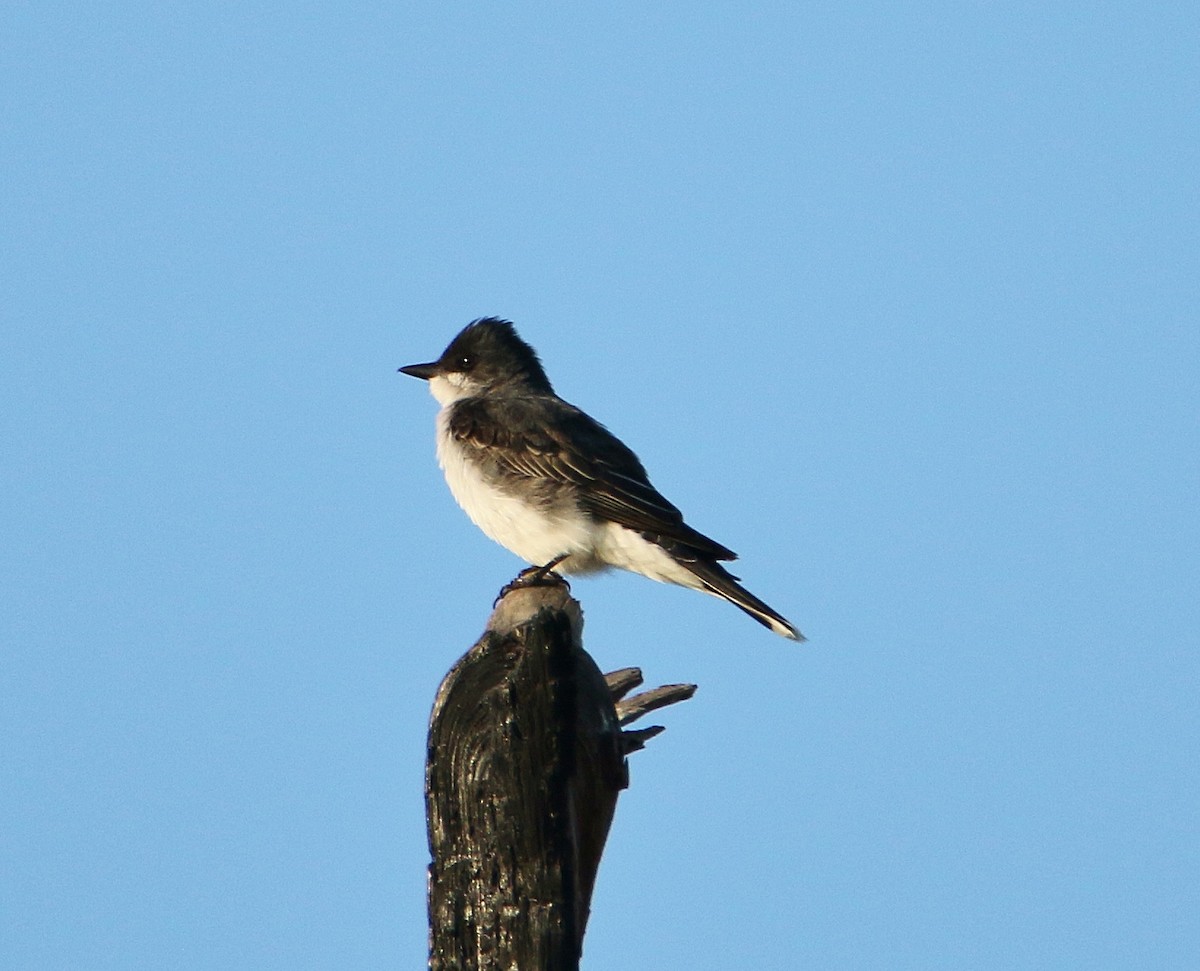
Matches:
[425,583,627,971]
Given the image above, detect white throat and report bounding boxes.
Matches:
[428,372,473,406]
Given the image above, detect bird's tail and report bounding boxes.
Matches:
[680,559,804,641]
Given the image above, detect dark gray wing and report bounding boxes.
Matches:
[448,395,737,561]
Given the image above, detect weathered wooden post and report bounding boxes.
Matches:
[426,579,695,971]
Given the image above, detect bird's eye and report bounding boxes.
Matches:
[458,355,474,371]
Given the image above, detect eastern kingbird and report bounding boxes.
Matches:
[400,317,803,640]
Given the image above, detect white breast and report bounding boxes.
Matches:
[434,407,600,568]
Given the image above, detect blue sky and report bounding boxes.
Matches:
[3,3,1197,968]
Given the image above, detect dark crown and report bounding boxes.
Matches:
[443,317,553,393]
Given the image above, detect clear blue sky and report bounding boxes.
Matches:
[3,3,1197,968]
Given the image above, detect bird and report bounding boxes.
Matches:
[399,317,803,640]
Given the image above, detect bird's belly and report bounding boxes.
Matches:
[436,421,599,567]
[595,522,704,588]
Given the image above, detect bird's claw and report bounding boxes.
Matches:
[494,566,571,605]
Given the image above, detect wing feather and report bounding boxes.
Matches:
[448,396,736,561]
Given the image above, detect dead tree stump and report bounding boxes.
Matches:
[425,580,694,971]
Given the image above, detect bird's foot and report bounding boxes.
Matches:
[494,558,571,605]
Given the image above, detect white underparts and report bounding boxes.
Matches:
[433,403,703,589]
[420,376,800,639]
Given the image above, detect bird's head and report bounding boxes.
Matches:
[399,317,553,404]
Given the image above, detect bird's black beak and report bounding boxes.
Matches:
[399,362,439,380]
